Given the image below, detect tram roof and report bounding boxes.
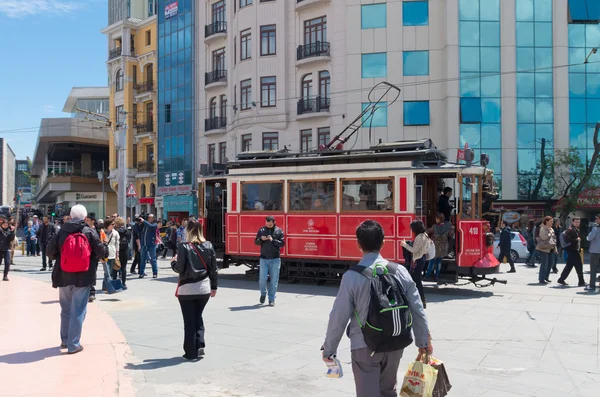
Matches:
[229,139,458,170]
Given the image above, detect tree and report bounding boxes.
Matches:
[553,123,600,224]
[517,138,555,201]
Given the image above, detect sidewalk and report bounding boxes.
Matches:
[0,275,135,397]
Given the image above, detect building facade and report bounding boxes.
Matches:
[15,159,33,206]
[187,0,599,202]
[30,87,116,219]
[103,0,158,217]
[157,0,197,219]
[0,139,16,207]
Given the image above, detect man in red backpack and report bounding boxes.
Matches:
[47,204,107,354]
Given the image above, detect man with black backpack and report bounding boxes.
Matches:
[47,205,108,354]
[321,220,432,397]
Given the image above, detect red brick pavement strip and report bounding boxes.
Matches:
[0,276,136,397]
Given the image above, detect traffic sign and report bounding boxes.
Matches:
[126,197,138,208]
[126,183,137,197]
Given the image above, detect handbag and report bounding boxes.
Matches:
[113,258,121,271]
[429,356,452,397]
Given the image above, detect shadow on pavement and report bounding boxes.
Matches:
[0,347,61,364]
[229,304,264,312]
[40,300,59,305]
[125,356,195,370]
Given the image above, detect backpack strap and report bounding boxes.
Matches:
[351,261,398,278]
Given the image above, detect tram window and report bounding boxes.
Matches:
[241,182,283,211]
[341,179,393,211]
[289,180,336,211]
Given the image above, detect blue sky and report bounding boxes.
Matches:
[0,0,108,160]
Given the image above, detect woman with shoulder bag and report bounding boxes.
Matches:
[400,220,430,308]
[171,219,218,360]
[536,216,557,284]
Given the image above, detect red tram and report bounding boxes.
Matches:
[199,139,505,286]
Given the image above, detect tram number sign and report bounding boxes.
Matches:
[458,221,484,267]
[468,227,479,235]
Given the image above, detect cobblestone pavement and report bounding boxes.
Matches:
[9,252,600,397]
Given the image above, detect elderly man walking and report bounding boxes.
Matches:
[47,205,107,354]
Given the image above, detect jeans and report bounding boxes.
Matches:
[101,261,118,294]
[139,245,158,276]
[526,242,539,264]
[426,257,442,280]
[26,238,36,256]
[589,253,600,289]
[178,295,210,359]
[559,250,585,285]
[41,243,53,268]
[0,250,10,278]
[538,250,550,283]
[58,285,90,353]
[259,257,281,302]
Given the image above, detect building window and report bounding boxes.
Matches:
[115,69,124,91]
[318,127,330,147]
[260,76,276,107]
[146,30,151,46]
[208,144,216,165]
[209,97,217,119]
[164,104,171,123]
[301,74,313,99]
[361,53,387,78]
[234,36,237,65]
[262,132,278,151]
[219,142,227,163]
[233,84,237,113]
[319,70,330,99]
[240,79,252,110]
[148,0,156,16]
[300,129,312,153]
[212,47,225,71]
[240,0,252,8]
[220,95,227,118]
[132,65,137,85]
[260,25,276,55]
[361,4,386,29]
[362,102,388,127]
[240,29,251,60]
[403,1,429,26]
[403,51,429,76]
[304,16,327,44]
[404,101,430,126]
[241,134,252,152]
[212,0,226,23]
[460,98,483,123]
[568,0,600,23]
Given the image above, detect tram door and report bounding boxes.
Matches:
[204,179,227,252]
[415,175,440,227]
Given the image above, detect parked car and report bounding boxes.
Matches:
[493,232,529,262]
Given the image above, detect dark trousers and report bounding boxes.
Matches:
[41,243,53,268]
[0,250,10,277]
[162,242,177,258]
[410,256,426,304]
[559,250,585,285]
[178,295,210,359]
[130,247,140,273]
[111,251,129,286]
[497,248,515,271]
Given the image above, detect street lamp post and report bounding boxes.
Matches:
[97,161,105,219]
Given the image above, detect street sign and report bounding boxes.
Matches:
[126,183,137,197]
[126,197,138,208]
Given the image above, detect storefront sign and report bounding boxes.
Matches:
[157,184,192,195]
[155,197,163,208]
[165,1,178,19]
[164,195,197,212]
[139,197,155,205]
[62,192,103,202]
[502,211,521,223]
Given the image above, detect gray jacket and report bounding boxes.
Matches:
[587,224,600,254]
[322,252,430,357]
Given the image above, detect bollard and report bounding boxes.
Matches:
[580,248,584,264]
[21,241,25,255]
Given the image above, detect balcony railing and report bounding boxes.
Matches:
[137,161,155,173]
[205,70,227,86]
[134,121,154,134]
[109,47,122,60]
[297,41,330,61]
[205,117,227,132]
[297,96,330,115]
[205,21,227,38]
[134,81,155,93]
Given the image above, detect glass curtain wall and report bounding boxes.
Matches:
[516,0,553,199]
[459,0,502,189]
[158,0,194,189]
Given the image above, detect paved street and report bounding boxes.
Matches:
[4,252,600,397]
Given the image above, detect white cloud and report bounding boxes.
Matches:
[42,105,56,113]
[0,0,82,18]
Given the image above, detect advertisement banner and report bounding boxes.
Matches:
[165,1,178,19]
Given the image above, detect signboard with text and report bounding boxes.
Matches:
[457,220,486,267]
[157,184,192,195]
[165,1,178,19]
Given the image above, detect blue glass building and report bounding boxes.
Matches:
[157,0,197,217]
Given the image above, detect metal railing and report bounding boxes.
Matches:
[297,41,330,61]
[205,117,227,131]
[205,21,227,38]
[109,47,122,60]
[297,96,330,115]
[205,70,227,85]
[137,161,155,173]
[134,81,154,93]
[134,121,154,134]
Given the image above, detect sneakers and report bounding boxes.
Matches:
[269,301,275,307]
[198,348,205,356]
[259,295,266,304]
[584,285,596,292]
[68,346,84,355]
[153,274,158,279]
